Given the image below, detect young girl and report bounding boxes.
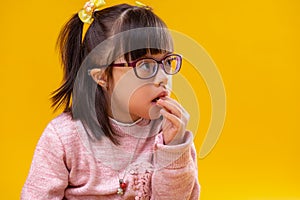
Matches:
[22,1,200,199]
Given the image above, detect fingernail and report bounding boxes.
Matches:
[160,109,166,114]
[157,99,163,103]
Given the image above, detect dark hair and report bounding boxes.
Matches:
[51,4,173,144]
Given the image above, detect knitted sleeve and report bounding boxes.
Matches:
[21,122,69,200]
[151,131,200,200]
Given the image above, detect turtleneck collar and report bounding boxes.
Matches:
[109,117,151,128]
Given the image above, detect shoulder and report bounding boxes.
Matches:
[49,112,75,128]
[43,112,79,143]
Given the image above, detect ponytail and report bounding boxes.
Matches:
[50,6,129,145]
[51,14,84,111]
[51,11,120,144]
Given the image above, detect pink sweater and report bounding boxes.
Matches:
[22,113,200,199]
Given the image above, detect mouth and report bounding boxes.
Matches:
[152,97,161,103]
[151,91,168,103]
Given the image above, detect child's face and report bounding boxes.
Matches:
[107,53,171,123]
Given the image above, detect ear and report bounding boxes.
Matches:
[89,68,108,89]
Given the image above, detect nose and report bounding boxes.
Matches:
[153,64,169,87]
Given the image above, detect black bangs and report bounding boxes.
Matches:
[123,26,173,61]
[125,48,169,61]
[112,6,173,62]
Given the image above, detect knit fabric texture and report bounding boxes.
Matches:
[21,113,200,199]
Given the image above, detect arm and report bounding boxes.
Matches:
[151,131,200,200]
[151,97,200,199]
[21,122,69,200]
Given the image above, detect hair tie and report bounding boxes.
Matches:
[78,0,106,24]
[135,1,152,10]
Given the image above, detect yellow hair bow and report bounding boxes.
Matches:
[78,0,106,24]
[135,1,152,10]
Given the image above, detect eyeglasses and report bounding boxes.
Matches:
[110,54,182,79]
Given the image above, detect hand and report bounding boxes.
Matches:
[156,97,190,145]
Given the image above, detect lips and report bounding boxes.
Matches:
[151,91,169,103]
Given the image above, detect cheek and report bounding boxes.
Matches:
[110,70,151,114]
[109,70,137,115]
[110,69,163,120]
[129,86,149,108]
[129,86,162,119]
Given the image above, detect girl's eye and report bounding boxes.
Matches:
[135,60,156,78]
[140,63,151,71]
[165,57,176,66]
[164,58,176,72]
[137,60,155,72]
[165,59,172,66]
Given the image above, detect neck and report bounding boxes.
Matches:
[107,101,141,124]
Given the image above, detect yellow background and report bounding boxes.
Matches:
[0,0,299,199]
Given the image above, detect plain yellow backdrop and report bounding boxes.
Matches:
[0,0,299,199]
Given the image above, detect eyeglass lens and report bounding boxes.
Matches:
[135,55,181,79]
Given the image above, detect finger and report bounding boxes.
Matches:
[157,99,182,119]
[160,109,185,144]
[163,96,185,112]
[160,109,181,128]
[162,97,190,122]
